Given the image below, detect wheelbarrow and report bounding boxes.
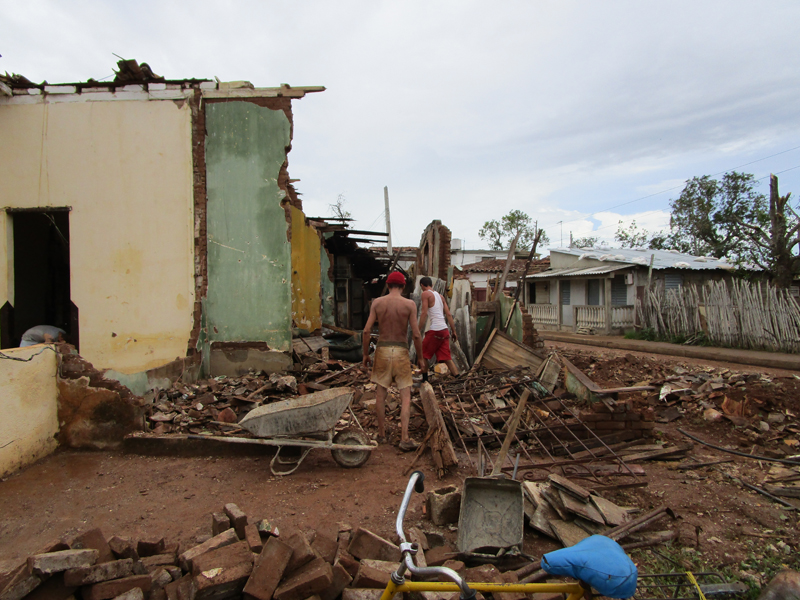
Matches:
[188,387,373,475]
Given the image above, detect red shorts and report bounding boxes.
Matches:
[422,329,452,361]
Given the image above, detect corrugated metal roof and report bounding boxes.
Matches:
[545,246,756,271]
[528,264,632,279]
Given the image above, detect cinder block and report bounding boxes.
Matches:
[273,558,332,600]
[223,504,248,540]
[178,529,238,572]
[351,560,399,588]
[29,550,99,576]
[319,562,353,600]
[109,538,139,562]
[243,537,292,600]
[211,514,231,537]
[283,533,316,574]
[73,529,115,564]
[347,528,401,562]
[243,525,262,554]
[81,574,152,600]
[64,559,135,586]
[426,487,461,526]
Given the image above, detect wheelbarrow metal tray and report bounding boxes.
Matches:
[239,387,354,438]
[457,477,524,554]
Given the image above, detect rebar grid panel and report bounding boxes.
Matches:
[634,572,743,599]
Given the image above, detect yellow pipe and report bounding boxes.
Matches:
[386,580,584,598]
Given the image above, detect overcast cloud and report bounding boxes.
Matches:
[3,1,799,251]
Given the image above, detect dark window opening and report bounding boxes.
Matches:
[611,275,627,306]
[587,279,601,305]
[560,280,571,305]
[3,209,76,349]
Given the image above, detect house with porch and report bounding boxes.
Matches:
[524,246,752,334]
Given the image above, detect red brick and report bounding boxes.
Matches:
[21,573,76,600]
[109,537,139,562]
[137,540,166,558]
[1,563,42,600]
[319,562,352,600]
[29,550,98,576]
[495,571,527,600]
[163,575,195,600]
[334,551,359,579]
[191,542,252,577]
[243,525,262,554]
[223,505,248,540]
[194,560,252,600]
[72,529,114,564]
[347,528,400,562]
[141,555,177,571]
[310,532,337,565]
[81,575,152,600]
[283,533,315,574]
[423,545,455,567]
[178,529,238,572]
[211,514,230,538]
[242,537,292,600]
[64,559,134,586]
[273,558,332,600]
[351,559,399,588]
[594,421,626,430]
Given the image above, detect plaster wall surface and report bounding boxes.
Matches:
[290,206,322,332]
[204,101,292,351]
[0,345,59,477]
[0,100,196,374]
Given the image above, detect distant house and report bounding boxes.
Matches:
[460,257,550,302]
[524,247,758,334]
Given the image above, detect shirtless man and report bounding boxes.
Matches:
[418,276,459,376]
[361,271,425,451]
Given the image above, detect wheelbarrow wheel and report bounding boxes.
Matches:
[331,428,371,469]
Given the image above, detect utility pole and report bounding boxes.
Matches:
[558,221,563,247]
[384,186,392,254]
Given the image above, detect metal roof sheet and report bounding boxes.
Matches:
[544,246,757,271]
[527,264,632,278]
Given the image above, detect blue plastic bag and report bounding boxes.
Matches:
[541,535,637,598]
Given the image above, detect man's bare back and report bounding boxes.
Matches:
[370,293,418,342]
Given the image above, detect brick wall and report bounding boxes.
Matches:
[579,400,655,437]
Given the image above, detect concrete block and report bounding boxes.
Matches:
[114,589,144,600]
[426,487,461,526]
[351,560,399,588]
[163,575,195,600]
[211,514,230,538]
[73,529,115,564]
[109,538,139,562]
[137,541,166,559]
[178,530,238,573]
[82,575,152,600]
[424,545,455,567]
[29,550,99,576]
[242,537,292,600]
[283,533,316,574]
[191,542,252,577]
[194,560,253,600]
[319,562,353,600]
[310,532,337,565]
[64,559,135,586]
[273,558,332,600]
[223,505,248,540]
[141,556,177,571]
[347,528,401,562]
[19,573,75,600]
[243,525,262,554]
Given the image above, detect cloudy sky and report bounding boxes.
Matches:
[3,1,799,250]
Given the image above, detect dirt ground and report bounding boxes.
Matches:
[2,340,799,589]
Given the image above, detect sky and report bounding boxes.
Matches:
[3,1,800,252]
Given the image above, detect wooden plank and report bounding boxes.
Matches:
[561,356,603,393]
[536,355,561,393]
[590,495,631,527]
[540,484,568,520]
[549,520,590,548]
[490,389,530,475]
[548,474,591,501]
[530,503,558,538]
[559,490,605,524]
[419,382,458,476]
[522,481,547,509]
[478,329,544,371]
[624,442,693,462]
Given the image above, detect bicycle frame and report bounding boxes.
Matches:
[384,471,586,600]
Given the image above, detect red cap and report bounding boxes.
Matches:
[386,271,406,286]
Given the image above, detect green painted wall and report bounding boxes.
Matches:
[205,102,292,351]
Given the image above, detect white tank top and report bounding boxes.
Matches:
[427,291,447,331]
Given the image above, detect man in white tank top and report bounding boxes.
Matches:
[418,277,460,376]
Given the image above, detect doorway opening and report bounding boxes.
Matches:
[2,208,76,349]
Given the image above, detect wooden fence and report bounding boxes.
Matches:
[637,279,800,353]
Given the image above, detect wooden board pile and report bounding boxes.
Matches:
[0,507,466,600]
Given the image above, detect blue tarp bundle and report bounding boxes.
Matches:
[541,535,638,598]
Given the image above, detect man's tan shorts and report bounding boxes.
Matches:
[371,345,413,390]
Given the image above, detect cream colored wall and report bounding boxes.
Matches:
[0,345,59,478]
[0,100,195,374]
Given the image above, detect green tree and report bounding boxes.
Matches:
[572,235,600,248]
[614,220,667,249]
[479,209,549,251]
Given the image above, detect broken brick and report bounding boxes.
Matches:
[72,529,115,564]
[0,563,42,600]
[319,562,353,600]
[310,531,337,565]
[81,574,152,600]
[114,589,144,600]
[351,559,400,588]
[243,525,262,554]
[29,550,98,576]
[424,545,454,567]
[194,560,252,600]
[163,575,195,600]
[64,559,135,586]
[178,529,238,573]
[242,537,292,600]
[20,573,76,600]
[223,505,248,540]
[216,408,238,424]
[137,540,166,559]
[109,538,139,562]
[211,514,230,538]
[273,558,332,600]
[150,568,173,590]
[191,542,253,577]
[140,555,177,571]
[334,550,360,580]
[283,532,316,574]
[347,528,401,562]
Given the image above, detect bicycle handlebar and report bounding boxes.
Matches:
[394,471,476,599]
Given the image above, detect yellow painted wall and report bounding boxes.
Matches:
[0,345,59,478]
[290,206,322,331]
[0,100,195,373]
